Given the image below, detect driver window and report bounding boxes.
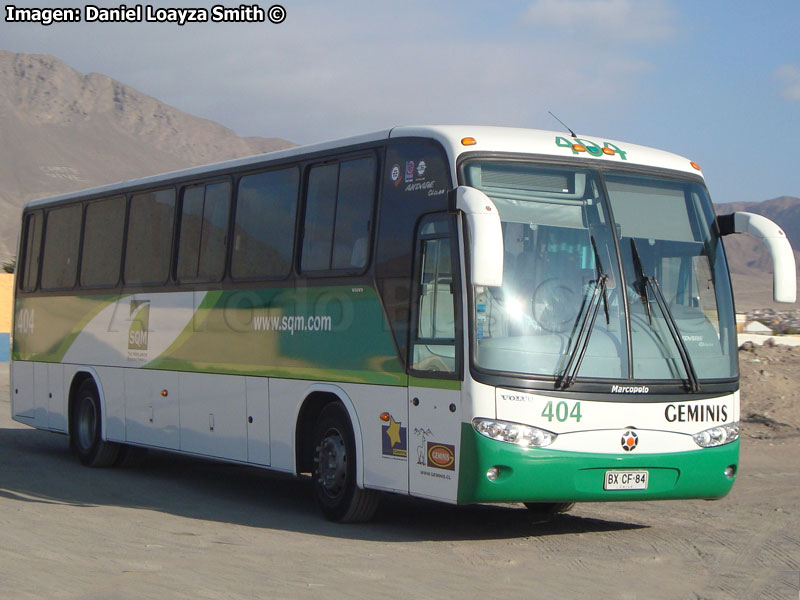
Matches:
[410,215,458,375]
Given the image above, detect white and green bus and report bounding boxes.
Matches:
[11,126,796,522]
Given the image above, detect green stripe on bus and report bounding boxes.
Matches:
[142,359,407,386]
[148,289,223,362]
[12,285,409,388]
[12,295,122,362]
[409,375,461,390]
[144,286,407,385]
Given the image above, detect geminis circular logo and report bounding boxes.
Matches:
[621,430,639,451]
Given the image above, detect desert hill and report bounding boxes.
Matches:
[0,50,295,263]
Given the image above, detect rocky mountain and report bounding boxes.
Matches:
[715,196,800,310]
[0,50,295,263]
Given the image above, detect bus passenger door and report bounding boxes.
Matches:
[408,214,462,503]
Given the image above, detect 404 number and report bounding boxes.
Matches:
[555,136,628,160]
[15,308,35,334]
[541,400,582,423]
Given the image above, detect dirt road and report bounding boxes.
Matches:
[1,361,798,600]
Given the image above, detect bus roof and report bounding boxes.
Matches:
[25,125,702,209]
[393,125,702,176]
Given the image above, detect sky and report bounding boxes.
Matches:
[1,0,799,204]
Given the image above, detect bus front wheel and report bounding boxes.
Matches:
[69,379,120,467]
[312,402,379,523]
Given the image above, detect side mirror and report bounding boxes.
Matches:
[450,186,503,287]
[717,211,796,303]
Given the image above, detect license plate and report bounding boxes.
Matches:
[604,470,648,490]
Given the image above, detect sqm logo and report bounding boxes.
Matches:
[128,300,150,351]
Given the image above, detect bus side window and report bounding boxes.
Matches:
[19,211,43,292]
[332,157,375,270]
[301,155,376,273]
[177,181,231,282]
[410,215,459,376]
[231,167,299,280]
[374,140,452,366]
[40,204,83,291]
[81,196,126,288]
[301,164,338,272]
[124,188,176,286]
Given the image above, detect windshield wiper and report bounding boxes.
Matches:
[629,239,652,325]
[646,274,700,392]
[557,272,608,390]
[590,235,610,326]
[630,239,700,393]
[556,235,610,390]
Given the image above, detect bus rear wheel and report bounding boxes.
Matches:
[524,502,575,521]
[114,444,148,468]
[70,379,119,467]
[312,402,379,523]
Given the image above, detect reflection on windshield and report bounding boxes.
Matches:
[606,174,737,381]
[465,161,737,384]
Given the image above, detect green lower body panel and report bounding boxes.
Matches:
[457,423,738,504]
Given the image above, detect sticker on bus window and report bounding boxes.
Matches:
[404,160,415,183]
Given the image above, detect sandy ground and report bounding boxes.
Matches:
[0,347,798,600]
[739,342,800,441]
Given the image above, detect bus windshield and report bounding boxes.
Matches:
[463,160,737,384]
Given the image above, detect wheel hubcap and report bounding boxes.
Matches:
[316,429,347,499]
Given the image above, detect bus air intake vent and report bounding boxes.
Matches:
[480,165,570,193]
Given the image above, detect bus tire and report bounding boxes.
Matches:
[70,379,120,468]
[114,444,148,468]
[524,502,575,521]
[312,402,379,523]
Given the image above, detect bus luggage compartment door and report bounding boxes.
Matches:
[408,383,461,503]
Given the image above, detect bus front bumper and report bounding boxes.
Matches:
[457,424,739,505]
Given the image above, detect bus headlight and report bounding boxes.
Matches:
[472,418,557,448]
[692,422,739,448]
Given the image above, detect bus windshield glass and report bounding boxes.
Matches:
[463,160,737,384]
